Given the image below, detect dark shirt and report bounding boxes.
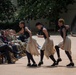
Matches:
[24,27,30,39]
[18,27,30,42]
[60,25,68,38]
[0,35,8,44]
[38,27,50,39]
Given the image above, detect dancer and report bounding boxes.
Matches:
[55,18,74,67]
[18,21,39,67]
[36,22,56,66]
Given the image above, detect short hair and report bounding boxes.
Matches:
[35,22,42,26]
[1,30,4,35]
[58,18,65,24]
[19,21,25,25]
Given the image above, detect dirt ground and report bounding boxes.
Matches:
[0,35,76,75]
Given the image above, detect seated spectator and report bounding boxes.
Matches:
[0,30,9,44]
[0,39,15,64]
[1,29,26,58]
[0,30,20,58]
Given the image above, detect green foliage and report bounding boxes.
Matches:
[0,0,16,22]
[0,21,20,32]
[17,0,75,22]
[0,0,75,29]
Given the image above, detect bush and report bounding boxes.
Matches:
[0,21,20,32]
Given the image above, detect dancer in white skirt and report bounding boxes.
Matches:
[36,22,56,66]
[17,21,39,67]
[55,18,74,67]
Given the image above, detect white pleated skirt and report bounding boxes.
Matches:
[58,37,71,54]
[42,39,55,58]
[26,38,39,56]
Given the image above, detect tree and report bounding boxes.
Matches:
[0,0,16,22]
[17,0,75,22]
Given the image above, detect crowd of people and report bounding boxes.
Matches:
[0,18,75,67]
[0,28,27,64]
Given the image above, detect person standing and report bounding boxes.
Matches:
[17,21,39,67]
[55,18,74,67]
[36,22,56,67]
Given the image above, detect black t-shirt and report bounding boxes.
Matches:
[24,27,30,39]
[38,27,50,39]
[60,25,68,38]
